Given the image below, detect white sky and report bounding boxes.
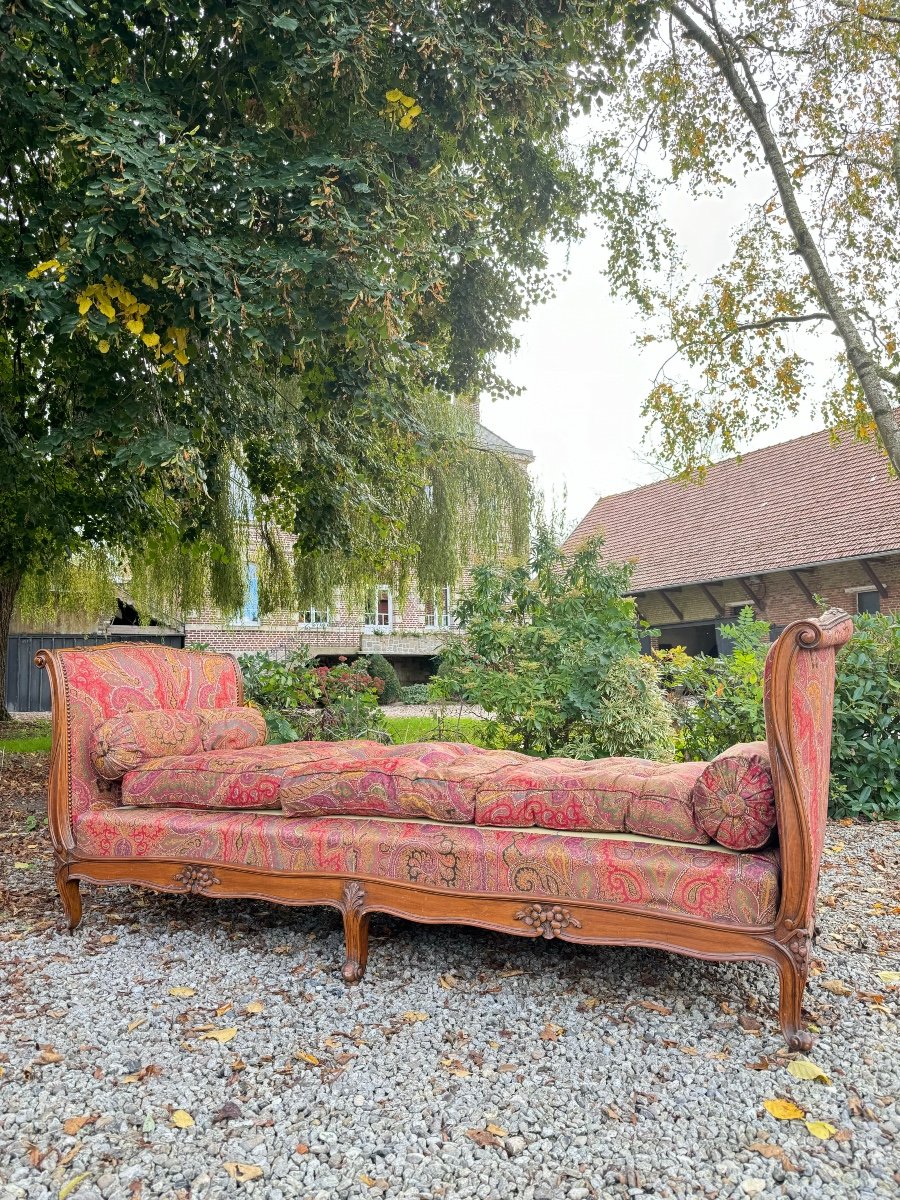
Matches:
[482,151,824,534]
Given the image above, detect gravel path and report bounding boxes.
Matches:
[0,759,897,1200]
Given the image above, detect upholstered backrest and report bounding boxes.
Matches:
[763,609,853,929]
[47,643,242,823]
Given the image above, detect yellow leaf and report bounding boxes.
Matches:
[172,1109,194,1128]
[360,1176,377,1187]
[62,1115,94,1136]
[97,340,110,353]
[398,114,414,130]
[438,974,456,989]
[787,1059,831,1084]
[402,1011,428,1023]
[169,987,196,998]
[127,1018,146,1033]
[28,259,61,279]
[245,1001,264,1015]
[142,274,159,289]
[406,105,422,118]
[820,979,853,995]
[486,1123,507,1137]
[805,1120,837,1139]
[141,332,160,347]
[216,1003,233,1017]
[295,1051,319,1065]
[59,1172,90,1200]
[200,1027,237,1044]
[173,348,189,366]
[876,971,900,985]
[398,94,416,108]
[97,301,116,320]
[223,1163,264,1182]
[125,319,144,335]
[385,89,404,102]
[764,1099,805,1121]
[77,295,92,315]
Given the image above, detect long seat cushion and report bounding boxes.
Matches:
[74,805,781,927]
[475,756,710,845]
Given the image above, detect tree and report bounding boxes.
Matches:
[592,1,900,476]
[434,525,676,759]
[0,0,654,717]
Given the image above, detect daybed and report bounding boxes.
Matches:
[37,608,853,1049]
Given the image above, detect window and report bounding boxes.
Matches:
[364,585,392,631]
[857,590,881,615]
[237,563,260,626]
[425,586,452,629]
[299,607,328,628]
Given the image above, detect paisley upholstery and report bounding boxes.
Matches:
[475,756,709,844]
[73,806,781,927]
[196,706,268,751]
[91,710,202,780]
[693,742,776,850]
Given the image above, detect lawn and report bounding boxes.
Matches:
[383,714,492,746]
[0,718,51,755]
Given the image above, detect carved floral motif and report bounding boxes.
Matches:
[515,903,582,939]
[174,865,220,894]
[341,880,366,913]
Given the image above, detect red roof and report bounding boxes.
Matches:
[563,422,900,592]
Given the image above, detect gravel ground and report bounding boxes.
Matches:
[0,755,898,1200]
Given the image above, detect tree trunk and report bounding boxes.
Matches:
[0,574,22,723]
[671,3,900,475]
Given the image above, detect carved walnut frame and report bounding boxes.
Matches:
[36,610,852,1051]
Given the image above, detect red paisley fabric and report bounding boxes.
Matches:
[693,742,776,850]
[91,710,203,780]
[122,739,384,810]
[279,742,523,823]
[56,644,241,822]
[475,756,709,843]
[74,806,781,926]
[196,707,268,751]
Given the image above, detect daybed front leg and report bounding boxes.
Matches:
[55,865,82,931]
[340,880,369,984]
[776,930,813,1052]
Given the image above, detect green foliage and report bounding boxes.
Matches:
[434,525,675,759]
[238,650,319,709]
[0,736,52,754]
[653,607,770,761]
[399,684,432,705]
[384,714,498,748]
[367,654,402,705]
[830,614,900,821]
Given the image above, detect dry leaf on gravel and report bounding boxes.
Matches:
[787,1060,831,1084]
[244,1001,264,1015]
[212,1102,242,1123]
[805,1120,838,1139]
[738,1014,762,1033]
[438,974,456,989]
[466,1128,501,1148]
[223,1163,264,1182]
[215,1002,233,1016]
[126,1018,146,1033]
[200,1027,237,1044]
[62,1115,96,1137]
[637,1000,672,1016]
[748,1142,798,1173]
[36,1046,63,1065]
[876,971,900,985]
[440,1057,471,1078]
[168,987,196,999]
[764,1099,805,1120]
[171,1109,194,1128]
[539,1022,564,1041]
[820,979,853,996]
[295,1051,319,1065]
[486,1123,507,1137]
[402,1011,428,1023]
[58,1173,90,1200]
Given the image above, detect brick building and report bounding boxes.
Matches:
[185,422,533,680]
[563,424,900,655]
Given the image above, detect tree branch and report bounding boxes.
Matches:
[734,313,831,332]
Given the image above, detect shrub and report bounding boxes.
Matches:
[237,649,317,709]
[367,653,402,704]
[400,684,432,705]
[830,613,900,820]
[433,524,675,760]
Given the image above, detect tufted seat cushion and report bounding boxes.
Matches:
[692,742,777,850]
[475,756,710,844]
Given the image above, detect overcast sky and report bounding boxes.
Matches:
[481,144,823,534]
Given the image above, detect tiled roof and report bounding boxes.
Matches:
[563,421,900,592]
[474,422,534,462]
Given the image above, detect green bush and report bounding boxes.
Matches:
[830,613,900,820]
[433,524,675,760]
[367,653,402,704]
[400,684,432,705]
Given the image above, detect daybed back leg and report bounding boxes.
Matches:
[777,953,812,1052]
[340,880,370,983]
[56,867,82,932]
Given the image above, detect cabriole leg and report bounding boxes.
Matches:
[341,907,370,984]
[777,954,812,1052]
[56,867,82,931]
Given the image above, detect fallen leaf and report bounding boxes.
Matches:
[99,934,118,944]
[738,1013,762,1033]
[59,1173,90,1200]
[440,1057,471,1078]
[638,1001,672,1016]
[213,1101,242,1123]
[230,1057,247,1072]
[295,1051,319,1065]
[216,1003,233,1017]
[223,1163,264,1182]
[245,1001,264,1015]
[577,997,600,1012]
[539,1022,564,1041]
[122,1064,162,1084]
[876,971,900,985]
[748,1142,798,1173]
[168,987,196,999]
[402,1011,428,1023]
[272,944,292,955]
[764,1099,805,1121]
[805,1120,837,1139]
[127,1018,146,1033]
[200,1027,237,1044]
[498,969,523,978]
[62,1115,96,1137]
[171,1109,195,1128]
[438,974,456,989]
[820,979,853,996]
[787,1059,831,1084]
[486,1123,507,1137]
[36,1046,63,1065]
[745,1057,773,1071]
[466,1128,501,1148]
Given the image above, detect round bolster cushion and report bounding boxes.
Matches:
[692,742,776,850]
[91,710,202,780]
[196,706,268,751]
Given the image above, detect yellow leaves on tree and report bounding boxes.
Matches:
[383,88,423,130]
[69,274,190,380]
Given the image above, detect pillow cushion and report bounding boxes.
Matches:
[91,710,202,780]
[692,742,776,850]
[196,706,267,751]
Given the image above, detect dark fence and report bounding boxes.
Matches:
[5,631,185,713]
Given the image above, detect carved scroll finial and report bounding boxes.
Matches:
[174,865,219,894]
[515,903,581,939]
